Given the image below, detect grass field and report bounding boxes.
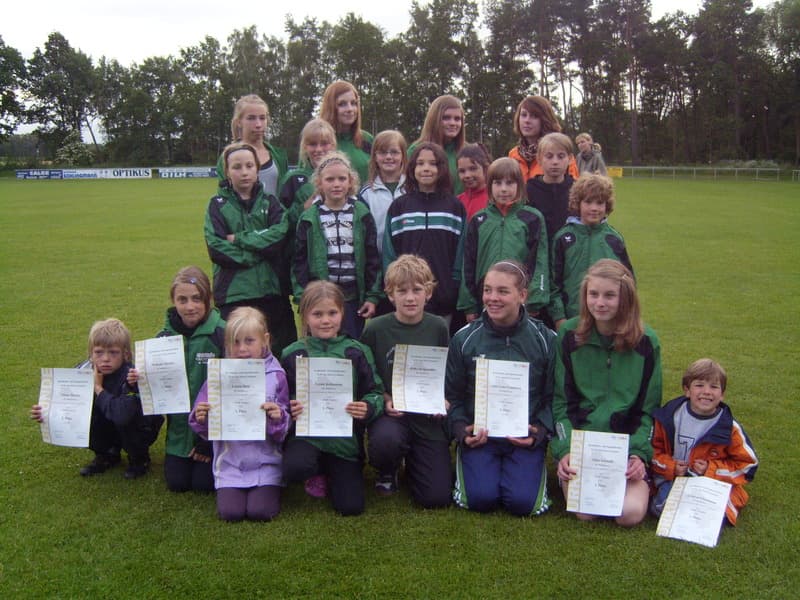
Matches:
[1,177,798,598]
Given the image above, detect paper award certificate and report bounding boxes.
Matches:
[38,368,94,447]
[391,344,447,414]
[656,476,732,548]
[135,335,190,415]
[472,358,529,438]
[206,358,266,441]
[567,430,629,517]
[294,357,353,437]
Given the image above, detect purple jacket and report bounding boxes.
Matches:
[189,353,290,489]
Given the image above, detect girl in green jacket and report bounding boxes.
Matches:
[552,259,662,527]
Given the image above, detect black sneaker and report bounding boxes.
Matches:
[79,453,121,476]
[123,460,151,480]
[374,472,398,496]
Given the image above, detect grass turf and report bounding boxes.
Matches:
[0,177,798,597]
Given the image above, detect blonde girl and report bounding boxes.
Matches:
[508,95,579,182]
[359,130,408,254]
[552,259,662,527]
[280,281,384,516]
[319,81,373,183]
[292,152,382,338]
[216,94,288,197]
[189,307,290,521]
[458,157,550,322]
[410,95,467,194]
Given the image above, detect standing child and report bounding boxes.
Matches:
[550,173,633,330]
[30,319,163,479]
[650,359,758,526]
[508,95,579,182]
[383,142,467,329]
[189,307,290,522]
[456,143,491,221]
[281,281,384,516]
[526,132,576,249]
[361,255,452,507]
[216,94,288,197]
[293,152,382,339]
[205,142,293,357]
[553,259,662,527]
[319,81,373,184]
[410,95,467,194]
[447,260,555,516]
[458,157,549,323]
[575,133,608,176]
[143,266,226,492]
[359,130,407,256]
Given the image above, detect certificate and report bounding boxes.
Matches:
[206,358,266,441]
[656,476,732,548]
[134,335,190,415]
[567,430,629,517]
[294,357,353,437]
[38,368,94,447]
[391,344,447,414]
[473,358,529,438]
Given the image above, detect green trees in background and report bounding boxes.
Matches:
[2,0,798,167]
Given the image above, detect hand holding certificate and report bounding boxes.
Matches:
[206,358,267,441]
[391,345,447,415]
[37,368,94,447]
[656,477,732,547]
[134,335,190,415]
[472,358,529,438]
[566,430,629,517]
[294,357,354,437]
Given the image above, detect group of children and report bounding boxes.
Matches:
[30,86,758,530]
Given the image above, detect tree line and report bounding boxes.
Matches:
[1,0,798,167]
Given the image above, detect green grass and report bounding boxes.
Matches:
[1,178,798,597]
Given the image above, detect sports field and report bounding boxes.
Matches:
[1,177,797,597]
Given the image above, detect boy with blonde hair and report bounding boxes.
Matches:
[31,319,163,478]
[549,173,633,329]
[650,359,758,525]
[361,255,452,507]
[526,132,576,247]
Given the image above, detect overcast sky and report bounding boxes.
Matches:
[4,0,773,65]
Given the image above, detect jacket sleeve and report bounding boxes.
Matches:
[457,217,480,313]
[531,326,556,435]
[349,344,384,423]
[704,421,759,485]
[568,156,580,179]
[445,335,470,436]
[292,217,314,300]
[628,334,662,462]
[650,420,677,480]
[551,331,575,460]
[204,197,258,268]
[524,209,550,311]
[548,232,568,321]
[382,206,398,273]
[360,210,384,305]
[233,197,289,258]
[93,372,144,427]
[187,380,210,440]
[267,368,291,444]
[451,202,467,282]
